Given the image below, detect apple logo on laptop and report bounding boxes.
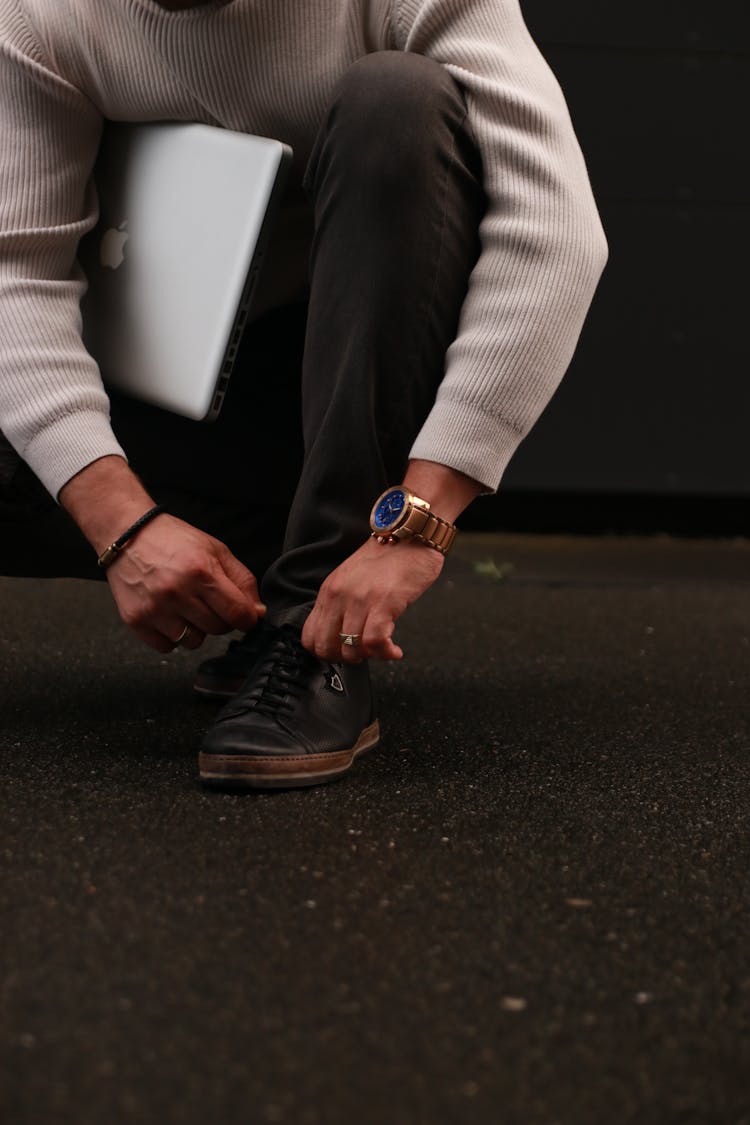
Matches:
[100,221,129,269]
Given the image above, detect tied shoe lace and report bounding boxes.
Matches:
[199,624,380,789]
[193,618,279,699]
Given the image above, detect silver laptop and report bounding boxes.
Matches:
[79,122,292,421]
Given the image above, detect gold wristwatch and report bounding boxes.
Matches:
[369,486,457,556]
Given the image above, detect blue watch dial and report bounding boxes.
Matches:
[373,488,406,531]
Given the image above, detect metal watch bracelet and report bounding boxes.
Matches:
[372,506,457,555]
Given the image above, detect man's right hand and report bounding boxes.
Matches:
[59,455,264,652]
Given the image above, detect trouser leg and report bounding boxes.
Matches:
[260,50,487,618]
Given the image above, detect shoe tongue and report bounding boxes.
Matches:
[229,619,275,655]
[267,603,314,631]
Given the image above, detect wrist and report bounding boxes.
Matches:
[401,459,482,523]
[96,504,165,570]
[59,455,158,555]
[365,532,445,567]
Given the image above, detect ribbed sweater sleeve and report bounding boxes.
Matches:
[395,0,609,490]
[0,0,125,498]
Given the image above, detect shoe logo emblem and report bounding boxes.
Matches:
[327,668,345,693]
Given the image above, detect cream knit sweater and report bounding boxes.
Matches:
[0,0,608,500]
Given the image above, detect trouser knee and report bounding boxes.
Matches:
[303,50,474,201]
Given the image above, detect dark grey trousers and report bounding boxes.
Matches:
[0,51,487,617]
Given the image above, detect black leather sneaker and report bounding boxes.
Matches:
[199,624,379,789]
[193,619,279,699]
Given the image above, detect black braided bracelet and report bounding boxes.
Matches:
[97,505,165,570]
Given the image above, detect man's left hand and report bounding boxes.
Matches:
[302,536,444,663]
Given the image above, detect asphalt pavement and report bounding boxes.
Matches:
[2,532,750,1125]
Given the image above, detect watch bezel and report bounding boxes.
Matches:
[370,487,415,534]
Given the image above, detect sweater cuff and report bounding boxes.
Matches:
[408,397,524,495]
[22,410,128,500]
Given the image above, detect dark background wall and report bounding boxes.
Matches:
[466,1,748,532]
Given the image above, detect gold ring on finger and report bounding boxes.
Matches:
[174,624,192,646]
[339,633,361,648]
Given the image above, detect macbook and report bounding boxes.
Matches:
[79,122,292,421]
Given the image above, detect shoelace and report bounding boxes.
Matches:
[242,625,312,718]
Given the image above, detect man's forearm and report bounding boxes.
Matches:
[58,455,157,555]
[402,459,483,524]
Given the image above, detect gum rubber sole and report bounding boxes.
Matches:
[198,720,380,790]
[193,678,246,701]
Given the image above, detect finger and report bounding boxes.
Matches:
[178,597,235,638]
[300,606,319,654]
[301,595,342,662]
[313,608,349,663]
[201,570,262,633]
[361,610,404,662]
[338,617,366,665]
[128,622,179,654]
[365,635,403,661]
[174,624,206,651]
[151,618,207,651]
[214,545,266,614]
